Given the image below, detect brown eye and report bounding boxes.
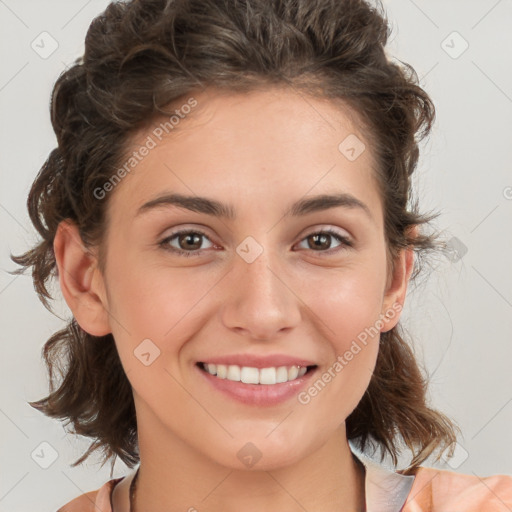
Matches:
[307,233,332,251]
[177,232,203,251]
[159,229,214,256]
[296,229,353,254]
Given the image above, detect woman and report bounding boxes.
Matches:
[12,0,512,510]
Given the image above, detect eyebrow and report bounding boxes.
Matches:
[136,192,373,221]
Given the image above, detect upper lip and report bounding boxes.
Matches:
[198,354,317,369]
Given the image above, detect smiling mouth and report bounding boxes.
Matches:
[197,362,317,385]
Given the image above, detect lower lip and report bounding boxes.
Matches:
[195,364,318,406]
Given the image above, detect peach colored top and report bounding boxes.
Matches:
[57,444,512,512]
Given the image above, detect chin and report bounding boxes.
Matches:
[207,431,319,472]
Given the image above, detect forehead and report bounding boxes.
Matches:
[106,86,382,226]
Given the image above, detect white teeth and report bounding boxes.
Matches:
[288,366,299,380]
[226,365,241,381]
[201,363,311,385]
[241,367,259,384]
[276,366,289,383]
[260,367,276,385]
[216,364,227,379]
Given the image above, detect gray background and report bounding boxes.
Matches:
[1,0,511,510]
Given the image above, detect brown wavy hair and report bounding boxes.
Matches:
[12,0,459,474]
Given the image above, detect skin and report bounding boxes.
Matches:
[54,86,415,512]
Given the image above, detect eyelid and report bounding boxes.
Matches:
[158,227,216,254]
[294,226,353,253]
[300,224,351,240]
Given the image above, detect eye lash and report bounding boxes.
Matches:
[158,229,212,257]
[301,228,354,254]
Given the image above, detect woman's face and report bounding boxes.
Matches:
[91,87,407,470]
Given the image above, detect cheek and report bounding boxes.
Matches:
[295,263,385,413]
[325,279,383,345]
[106,253,217,335]
[103,254,224,376]
[304,259,386,347]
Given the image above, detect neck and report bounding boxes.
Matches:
[126,408,365,512]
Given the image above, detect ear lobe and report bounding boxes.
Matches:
[53,220,111,336]
[380,227,417,333]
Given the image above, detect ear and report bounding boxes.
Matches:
[379,226,417,333]
[53,219,111,336]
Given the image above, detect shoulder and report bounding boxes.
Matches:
[57,477,124,512]
[402,466,512,511]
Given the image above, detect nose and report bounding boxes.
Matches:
[219,248,302,340]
